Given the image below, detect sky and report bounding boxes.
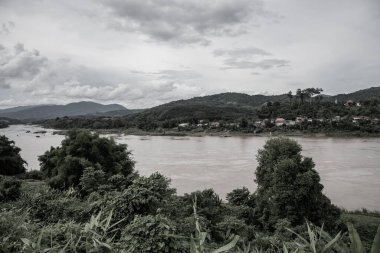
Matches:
[0,0,379,109]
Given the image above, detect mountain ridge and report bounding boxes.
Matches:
[0,101,129,120]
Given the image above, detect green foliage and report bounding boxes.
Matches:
[255,137,340,229]
[19,170,45,180]
[0,210,38,252]
[0,135,26,175]
[109,173,176,225]
[20,210,125,252]
[284,221,345,253]
[347,222,380,253]
[122,214,185,253]
[189,197,240,253]
[38,130,135,191]
[26,189,90,223]
[226,187,255,207]
[0,176,21,201]
[183,189,224,225]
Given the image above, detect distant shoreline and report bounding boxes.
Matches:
[5,124,380,138]
[43,127,380,138]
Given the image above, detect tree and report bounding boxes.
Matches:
[39,130,135,191]
[226,187,255,207]
[287,91,293,105]
[254,137,340,230]
[0,135,26,175]
[240,118,248,128]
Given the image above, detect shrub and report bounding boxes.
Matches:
[122,214,186,253]
[0,176,21,201]
[19,170,45,180]
[27,190,90,223]
[110,173,176,225]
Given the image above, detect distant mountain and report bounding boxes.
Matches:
[328,86,380,102]
[0,101,130,120]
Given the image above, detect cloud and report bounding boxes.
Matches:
[223,58,289,70]
[0,43,47,88]
[100,0,272,45]
[0,21,15,34]
[214,47,289,70]
[214,47,272,57]
[0,43,204,108]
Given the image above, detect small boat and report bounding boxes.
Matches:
[35,135,40,138]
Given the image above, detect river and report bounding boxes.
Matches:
[1,124,379,210]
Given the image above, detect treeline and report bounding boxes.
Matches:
[1,131,379,252]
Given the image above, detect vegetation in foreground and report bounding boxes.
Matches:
[0,131,379,252]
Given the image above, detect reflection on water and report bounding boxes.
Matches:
[1,124,380,210]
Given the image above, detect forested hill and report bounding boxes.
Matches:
[126,87,380,123]
[160,92,288,108]
[127,92,288,123]
[328,86,380,102]
[0,101,131,120]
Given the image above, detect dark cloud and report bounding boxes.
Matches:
[100,0,272,45]
[214,47,289,70]
[223,58,289,70]
[0,21,15,34]
[214,47,272,57]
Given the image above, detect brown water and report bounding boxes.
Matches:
[1,124,379,210]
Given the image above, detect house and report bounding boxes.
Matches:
[275,117,286,127]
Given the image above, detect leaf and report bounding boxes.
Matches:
[306,222,317,253]
[211,235,240,253]
[322,231,341,253]
[283,244,289,253]
[21,238,31,246]
[371,226,380,253]
[190,236,199,253]
[347,222,365,253]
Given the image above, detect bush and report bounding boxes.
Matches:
[19,170,45,180]
[0,135,26,175]
[122,214,186,253]
[27,190,90,223]
[0,176,21,201]
[110,173,176,225]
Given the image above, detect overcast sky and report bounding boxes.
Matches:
[0,0,379,109]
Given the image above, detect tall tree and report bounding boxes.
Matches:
[254,137,340,230]
[0,135,26,175]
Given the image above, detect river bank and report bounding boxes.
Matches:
[37,126,380,138]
